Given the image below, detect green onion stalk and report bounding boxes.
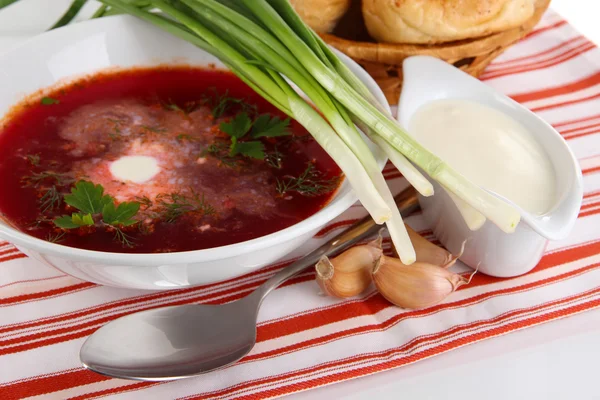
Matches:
[232,0,520,233]
[265,0,434,197]
[0,0,20,11]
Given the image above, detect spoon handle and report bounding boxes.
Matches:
[255,186,419,301]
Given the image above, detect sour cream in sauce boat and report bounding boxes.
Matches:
[399,56,583,277]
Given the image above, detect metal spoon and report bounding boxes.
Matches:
[80,187,419,381]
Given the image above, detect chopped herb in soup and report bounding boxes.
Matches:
[0,67,342,253]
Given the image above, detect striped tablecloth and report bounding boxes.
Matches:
[2,9,600,400]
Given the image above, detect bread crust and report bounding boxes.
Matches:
[363,0,536,44]
[291,0,351,33]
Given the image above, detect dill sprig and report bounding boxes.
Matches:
[265,146,284,169]
[27,216,53,229]
[135,195,153,209]
[276,163,340,197]
[203,89,257,118]
[46,231,66,244]
[155,190,215,223]
[23,171,73,187]
[26,154,40,166]
[113,227,135,248]
[39,185,62,213]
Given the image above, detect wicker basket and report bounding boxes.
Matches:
[321,0,551,104]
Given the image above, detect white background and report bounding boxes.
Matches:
[1,1,599,399]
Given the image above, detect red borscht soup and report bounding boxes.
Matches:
[0,67,342,253]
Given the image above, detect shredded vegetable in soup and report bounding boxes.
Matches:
[0,66,342,253]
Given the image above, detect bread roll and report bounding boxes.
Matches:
[290,0,351,33]
[363,0,536,44]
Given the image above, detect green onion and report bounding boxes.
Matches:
[0,0,20,10]
[264,0,434,197]
[48,0,88,30]
[234,0,520,233]
[91,4,108,18]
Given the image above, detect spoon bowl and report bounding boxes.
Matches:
[81,294,261,380]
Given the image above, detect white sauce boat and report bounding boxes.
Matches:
[399,56,583,277]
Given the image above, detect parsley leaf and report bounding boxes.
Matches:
[102,201,140,226]
[41,97,60,105]
[54,212,94,229]
[50,180,142,247]
[54,216,79,229]
[220,112,252,139]
[250,115,290,138]
[230,140,265,159]
[64,181,112,214]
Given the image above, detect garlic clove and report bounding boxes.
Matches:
[315,236,383,298]
[395,224,459,267]
[372,255,470,309]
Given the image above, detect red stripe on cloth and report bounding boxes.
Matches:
[0,369,110,400]
[255,240,600,342]
[481,42,595,80]
[580,199,600,211]
[582,165,600,175]
[553,113,600,128]
[560,121,600,136]
[583,189,600,199]
[531,92,600,113]
[564,129,600,140]
[0,282,96,306]
[510,71,600,104]
[488,36,586,67]
[521,20,567,41]
[0,259,297,333]
[243,262,600,365]
[579,207,600,218]
[0,277,318,397]
[0,248,19,257]
[230,296,600,400]
[7,251,600,399]
[0,274,314,356]
[27,278,600,400]
[182,287,600,400]
[0,274,68,290]
[0,253,26,264]
[1,238,597,358]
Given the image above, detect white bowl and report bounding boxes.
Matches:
[399,56,583,277]
[0,15,389,290]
